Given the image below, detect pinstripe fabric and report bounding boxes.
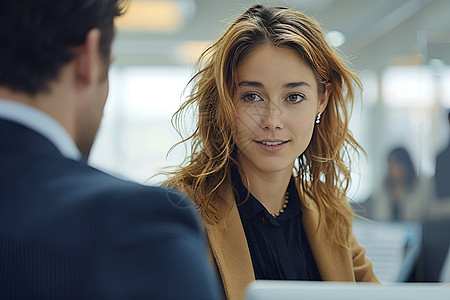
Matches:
[0,119,221,300]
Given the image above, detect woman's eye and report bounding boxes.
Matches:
[286,94,304,103]
[242,93,262,102]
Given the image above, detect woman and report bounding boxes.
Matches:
[369,147,425,221]
[164,4,379,299]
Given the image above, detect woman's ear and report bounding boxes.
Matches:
[318,82,331,113]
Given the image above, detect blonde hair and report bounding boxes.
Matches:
[164,4,363,246]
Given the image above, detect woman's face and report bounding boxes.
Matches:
[388,156,406,181]
[234,43,329,178]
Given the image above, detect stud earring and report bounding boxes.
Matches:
[316,112,322,124]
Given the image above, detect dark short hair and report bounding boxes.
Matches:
[0,0,126,95]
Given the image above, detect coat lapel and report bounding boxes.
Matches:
[301,191,356,281]
[204,183,361,300]
[204,190,255,300]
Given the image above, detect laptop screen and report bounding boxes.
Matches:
[246,280,448,300]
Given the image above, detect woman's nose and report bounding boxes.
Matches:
[261,102,283,130]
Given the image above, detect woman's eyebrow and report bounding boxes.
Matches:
[238,81,263,87]
[284,81,311,89]
[238,81,312,89]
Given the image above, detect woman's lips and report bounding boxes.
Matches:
[255,139,289,152]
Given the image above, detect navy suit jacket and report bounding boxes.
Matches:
[0,119,220,299]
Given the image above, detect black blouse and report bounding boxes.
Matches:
[232,168,322,281]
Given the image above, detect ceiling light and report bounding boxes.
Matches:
[177,41,211,65]
[116,0,196,32]
[326,30,346,47]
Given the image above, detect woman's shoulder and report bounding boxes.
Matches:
[165,176,238,225]
[295,179,348,207]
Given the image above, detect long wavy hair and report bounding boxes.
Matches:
[164,4,363,246]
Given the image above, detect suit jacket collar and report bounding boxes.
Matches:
[0,99,81,160]
[0,118,66,159]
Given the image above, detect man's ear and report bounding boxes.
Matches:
[73,28,102,87]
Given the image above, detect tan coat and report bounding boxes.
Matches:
[203,184,379,300]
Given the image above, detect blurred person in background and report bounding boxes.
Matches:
[435,110,450,200]
[163,4,378,300]
[0,0,220,299]
[419,110,450,282]
[367,147,425,222]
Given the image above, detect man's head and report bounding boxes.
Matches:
[0,0,126,156]
[0,0,125,94]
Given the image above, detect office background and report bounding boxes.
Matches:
[88,0,450,283]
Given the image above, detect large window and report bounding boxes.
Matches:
[90,66,193,184]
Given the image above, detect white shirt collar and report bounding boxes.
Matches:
[0,98,82,161]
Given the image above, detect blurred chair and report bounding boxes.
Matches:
[352,219,422,283]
